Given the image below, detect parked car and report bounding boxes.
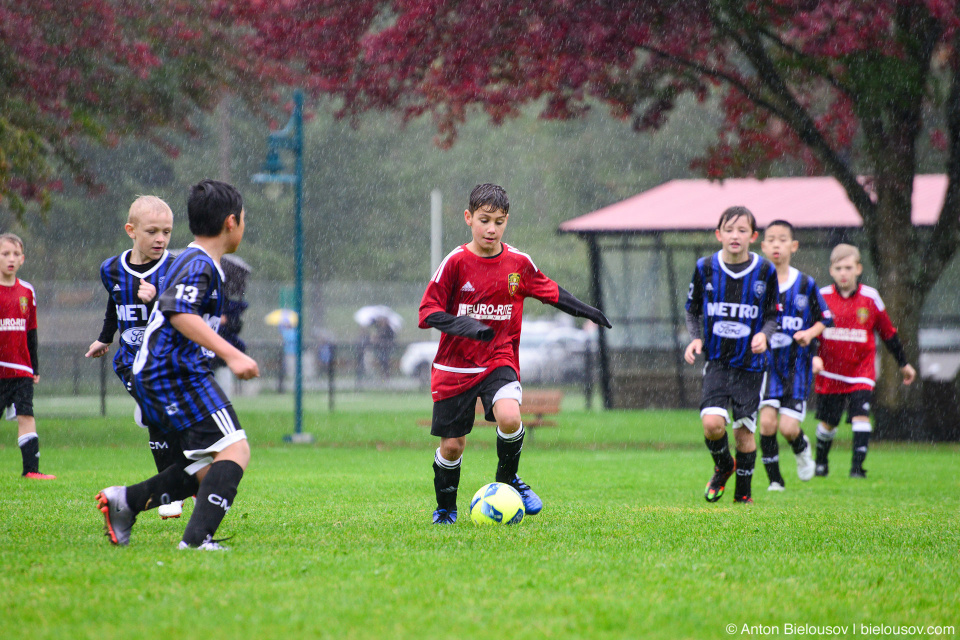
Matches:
[399,321,596,385]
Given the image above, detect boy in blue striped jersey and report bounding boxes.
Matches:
[85,195,185,519]
[685,207,780,504]
[757,220,832,491]
[97,180,260,550]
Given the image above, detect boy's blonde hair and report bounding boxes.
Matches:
[0,233,25,252]
[127,195,173,226]
[830,243,861,265]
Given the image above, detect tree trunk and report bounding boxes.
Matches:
[868,152,926,439]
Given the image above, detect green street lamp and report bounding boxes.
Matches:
[252,90,311,443]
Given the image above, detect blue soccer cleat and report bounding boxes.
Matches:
[432,509,457,525]
[506,476,542,515]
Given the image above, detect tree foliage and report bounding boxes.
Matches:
[260,0,960,421]
[0,0,276,215]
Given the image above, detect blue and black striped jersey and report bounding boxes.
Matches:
[98,250,171,376]
[132,244,229,431]
[765,267,832,399]
[685,251,780,372]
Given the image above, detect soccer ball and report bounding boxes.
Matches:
[469,482,525,525]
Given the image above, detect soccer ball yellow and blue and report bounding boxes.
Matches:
[469,482,525,525]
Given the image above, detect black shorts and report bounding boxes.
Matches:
[176,405,247,475]
[0,377,33,418]
[815,390,873,426]
[431,367,521,438]
[700,360,765,428]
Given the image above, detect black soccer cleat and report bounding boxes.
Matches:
[733,495,754,504]
[849,468,867,479]
[815,463,829,478]
[704,462,736,503]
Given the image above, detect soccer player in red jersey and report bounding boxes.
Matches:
[812,244,916,478]
[0,233,54,479]
[419,184,610,524]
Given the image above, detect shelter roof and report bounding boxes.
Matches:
[558,175,948,234]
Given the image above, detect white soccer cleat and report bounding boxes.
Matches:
[158,500,183,519]
[796,435,816,481]
[767,482,785,492]
[178,535,229,551]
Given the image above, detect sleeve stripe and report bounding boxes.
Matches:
[432,247,462,283]
[859,285,885,311]
[506,246,539,272]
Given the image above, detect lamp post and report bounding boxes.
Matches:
[252,90,311,443]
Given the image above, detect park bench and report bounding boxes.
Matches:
[417,389,564,429]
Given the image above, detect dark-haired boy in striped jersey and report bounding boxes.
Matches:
[757,220,831,491]
[685,206,780,504]
[96,180,260,550]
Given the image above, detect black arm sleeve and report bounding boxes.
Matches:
[97,296,117,344]
[685,310,703,341]
[883,334,909,367]
[761,319,778,341]
[27,328,38,375]
[551,287,612,328]
[425,312,495,341]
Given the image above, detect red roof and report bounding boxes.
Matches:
[559,175,948,234]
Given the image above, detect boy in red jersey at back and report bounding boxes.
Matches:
[419,184,611,524]
[0,233,54,479]
[813,244,916,478]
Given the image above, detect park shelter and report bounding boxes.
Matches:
[558,175,959,411]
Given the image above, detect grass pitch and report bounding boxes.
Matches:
[1,395,958,640]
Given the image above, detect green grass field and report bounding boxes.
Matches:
[1,394,958,640]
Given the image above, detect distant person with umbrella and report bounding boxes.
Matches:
[354,305,403,381]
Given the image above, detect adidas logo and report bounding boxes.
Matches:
[461,282,475,292]
[705,283,714,291]
[113,285,121,292]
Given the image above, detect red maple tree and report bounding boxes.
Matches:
[0,0,281,215]
[250,0,960,422]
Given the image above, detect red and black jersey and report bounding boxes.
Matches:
[0,279,37,379]
[816,283,897,394]
[418,243,559,401]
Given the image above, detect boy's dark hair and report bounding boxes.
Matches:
[469,183,510,215]
[765,219,794,237]
[717,206,757,232]
[187,179,243,237]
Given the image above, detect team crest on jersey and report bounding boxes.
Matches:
[507,272,521,296]
[753,280,767,298]
[18,296,27,314]
[857,307,869,324]
[795,294,808,310]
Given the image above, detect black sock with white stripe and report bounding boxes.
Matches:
[18,433,39,475]
[851,431,870,472]
[433,449,460,512]
[125,462,199,513]
[760,434,784,486]
[816,424,835,466]
[495,424,524,483]
[182,460,244,547]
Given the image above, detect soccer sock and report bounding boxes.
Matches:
[705,433,734,472]
[790,428,809,455]
[125,462,199,513]
[851,424,871,471]
[18,433,39,475]
[182,460,244,547]
[433,449,461,512]
[495,424,524,483]
[760,434,784,485]
[734,450,756,498]
[816,423,836,465]
[147,424,180,474]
